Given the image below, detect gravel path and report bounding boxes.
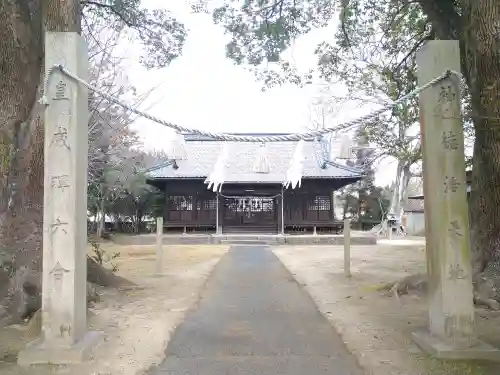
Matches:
[148,245,363,375]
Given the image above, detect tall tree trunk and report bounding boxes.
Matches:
[463,1,500,281]
[0,0,80,326]
[135,209,142,233]
[399,164,412,211]
[0,0,129,327]
[0,0,44,270]
[0,1,81,264]
[389,161,403,216]
[342,195,348,219]
[97,197,105,238]
[93,212,98,233]
[113,214,120,232]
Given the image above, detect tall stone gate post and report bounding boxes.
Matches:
[18,32,101,365]
[413,40,500,360]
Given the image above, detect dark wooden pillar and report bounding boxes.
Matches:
[193,192,198,223]
[330,189,336,222]
[164,184,169,225]
[278,188,285,234]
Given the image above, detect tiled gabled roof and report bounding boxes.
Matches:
[146,134,364,183]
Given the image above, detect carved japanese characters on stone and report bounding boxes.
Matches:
[448,220,463,249]
[59,324,72,338]
[448,220,463,238]
[51,126,71,150]
[50,261,70,281]
[53,80,69,100]
[438,84,457,104]
[448,264,466,280]
[435,83,457,116]
[447,221,468,280]
[444,175,460,193]
[441,130,459,150]
[51,217,68,235]
[51,175,70,192]
[50,261,69,297]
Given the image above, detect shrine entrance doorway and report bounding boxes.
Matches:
[223,196,278,233]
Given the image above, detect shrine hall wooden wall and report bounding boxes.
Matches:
[150,179,354,229]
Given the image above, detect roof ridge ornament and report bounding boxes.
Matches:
[283,140,305,189]
[252,143,270,174]
[330,134,353,161]
[165,132,187,161]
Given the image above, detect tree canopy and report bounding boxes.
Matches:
[81,0,187,67]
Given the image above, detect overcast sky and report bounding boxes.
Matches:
[122,0,397,187]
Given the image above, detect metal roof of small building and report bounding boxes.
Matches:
[146,134,364,183]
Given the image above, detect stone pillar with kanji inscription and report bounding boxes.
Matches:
[18,32,101,365]
[413,40,500,361]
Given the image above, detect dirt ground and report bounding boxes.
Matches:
[273,241,500,375]
[4,240,500,375]
[0,243,228,375]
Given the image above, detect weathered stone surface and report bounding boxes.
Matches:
[18,32,100,366]
[413,40,500,360]
[412,329,500,362]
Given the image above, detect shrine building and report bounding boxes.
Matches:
[146,133,364,234]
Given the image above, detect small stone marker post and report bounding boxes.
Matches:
[344,218,351,278]
[216,192,221,234]
[413,40,500,360]
[18,32,100,365]
[156,216,164,275]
